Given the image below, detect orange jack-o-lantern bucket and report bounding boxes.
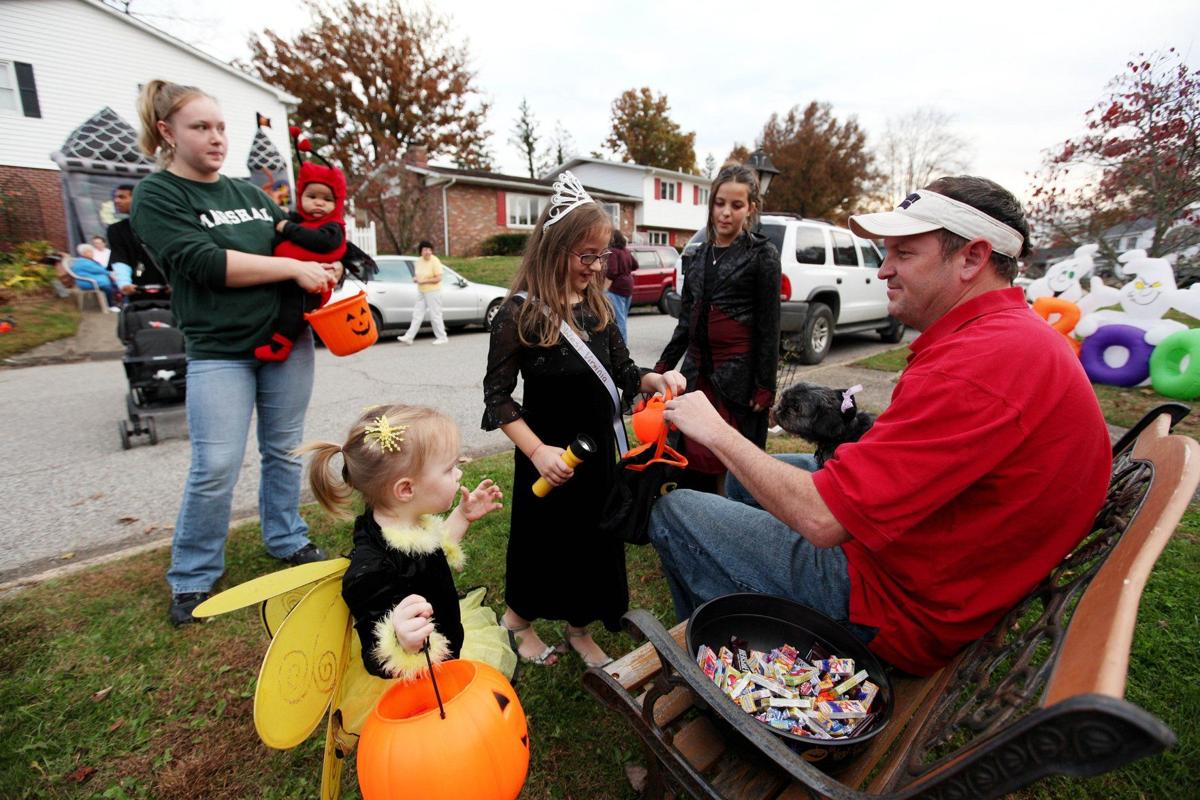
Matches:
[357,660,529,800]
[305,291,377,355]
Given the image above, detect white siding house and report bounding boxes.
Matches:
[551,157,709,247]
[0,0,297,247]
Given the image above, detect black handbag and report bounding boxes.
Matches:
[599,435,683,545]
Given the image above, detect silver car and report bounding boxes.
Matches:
[331,255,508,335]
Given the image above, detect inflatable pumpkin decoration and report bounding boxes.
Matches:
[357,659,529,800]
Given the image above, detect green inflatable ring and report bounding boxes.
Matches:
[1150,328,1200,400]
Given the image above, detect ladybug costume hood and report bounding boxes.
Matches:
[295,161,346,223]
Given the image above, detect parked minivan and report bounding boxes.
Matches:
[675,215,903,363]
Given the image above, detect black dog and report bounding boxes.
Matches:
[772,382,875,467]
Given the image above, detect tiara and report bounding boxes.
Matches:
[543,171,595,229]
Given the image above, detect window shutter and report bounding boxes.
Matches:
[693,185,699,205]
[14,62,40,118]
[676,182,682,203]
[654,178,661,200]
[669,231,677,246]
[496,191,506,226]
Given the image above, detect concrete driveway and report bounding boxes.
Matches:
[0,310,908,585]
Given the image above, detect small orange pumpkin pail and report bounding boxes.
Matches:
[357,660,529,800]
[305,291,377,355]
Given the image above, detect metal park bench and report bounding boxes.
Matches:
[584,405,1196,799]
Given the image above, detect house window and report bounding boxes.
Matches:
[697,187,709,206]
[660,181,676,202]
[1123,236,1138,250]
[603,202,620,229]
[647,230,669,246]
[506,193,546,227]
[0,62,18,113]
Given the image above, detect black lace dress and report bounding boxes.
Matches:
[482,296,646,630]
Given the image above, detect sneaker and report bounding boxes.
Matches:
[281,542,328,566]
[397,336,413,345]
[169,591,211,627]
[431,338,449,345]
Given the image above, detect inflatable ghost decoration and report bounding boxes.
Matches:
[1075,252,1189,345]
[1025,244,1099,304]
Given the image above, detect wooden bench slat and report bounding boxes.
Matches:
[605,620,688,691]
[673,715,727,774]
[708,750,788,800]
[637,684,696,729]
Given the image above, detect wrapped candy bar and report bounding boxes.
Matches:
[814,657,855,677]
[698,646,720,681]
[835,669,870,696]
[817,700,868,719]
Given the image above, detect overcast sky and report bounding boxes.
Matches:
[121,0,1199,200]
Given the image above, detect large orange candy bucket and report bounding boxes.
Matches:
[305,291,377,355]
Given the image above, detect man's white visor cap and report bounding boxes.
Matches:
[848,190,1023,259]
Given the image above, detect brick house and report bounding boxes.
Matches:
[381,147,639,256]
[547,157,710,248]
[0,0,296,250]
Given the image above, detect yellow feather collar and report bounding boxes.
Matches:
[379,514,465,570]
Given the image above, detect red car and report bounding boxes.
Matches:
[626,244,678,314]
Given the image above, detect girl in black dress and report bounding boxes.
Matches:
[655,164,782,493]
[483,172,685,668]
[301,404,514,682]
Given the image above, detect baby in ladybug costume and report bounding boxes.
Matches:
[257,129,374,361]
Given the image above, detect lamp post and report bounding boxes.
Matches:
[746,148,780,196]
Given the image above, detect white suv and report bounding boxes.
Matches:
[677,214,903,363]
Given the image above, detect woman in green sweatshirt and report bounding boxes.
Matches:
[131,79,343,627]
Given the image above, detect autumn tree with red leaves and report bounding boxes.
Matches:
[744,102,876,220]
[606,88,697,174]
[246,0,492,252]
[1029,49,1200,269]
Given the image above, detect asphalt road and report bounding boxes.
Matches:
[0,309,905,583]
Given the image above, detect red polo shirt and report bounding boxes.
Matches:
[811,288,1111,675]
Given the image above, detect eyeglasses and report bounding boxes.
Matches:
[570,249,612,267]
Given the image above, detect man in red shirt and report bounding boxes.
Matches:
[649,176,1111,675]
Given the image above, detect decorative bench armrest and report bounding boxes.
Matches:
[894,694,1175,798]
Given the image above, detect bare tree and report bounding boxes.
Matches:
[509,98,541,178]
[540,121,577,175]
[703,153,718,180]
[877,107,972,207]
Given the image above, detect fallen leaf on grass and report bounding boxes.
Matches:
[59,552,76,561]
[91,686,113,702]
[107,718,125,733]
[66,765,96,783]
[117,516,139,525]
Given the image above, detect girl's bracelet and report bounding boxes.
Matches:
[529,443,544,461]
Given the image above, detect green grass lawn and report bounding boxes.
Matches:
[0,292,80,359]
[1,435,1196,798]
[443,256,522,289]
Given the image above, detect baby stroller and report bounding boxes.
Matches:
[116,286,187,449]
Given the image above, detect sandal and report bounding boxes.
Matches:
[503,619,558,666]
[562,625,613,669]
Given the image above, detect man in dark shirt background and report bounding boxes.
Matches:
[107,184,167,294]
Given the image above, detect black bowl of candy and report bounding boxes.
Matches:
[686,593,893,771]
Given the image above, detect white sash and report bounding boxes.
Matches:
[516,293,629,453]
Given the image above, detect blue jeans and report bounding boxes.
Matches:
[649,453,875,643]
[168,330,316,593]
[606,291,631,343]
